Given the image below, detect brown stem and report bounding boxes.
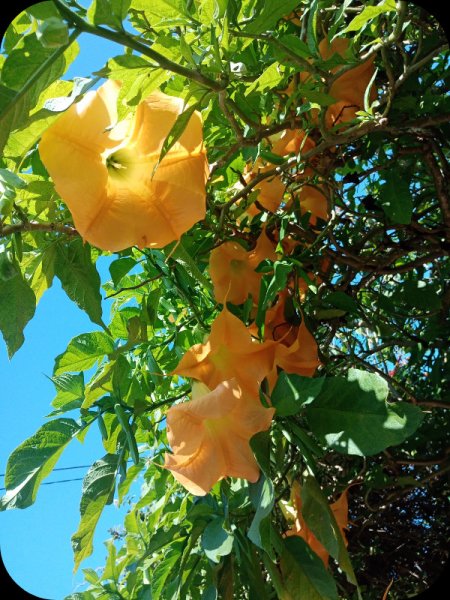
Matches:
[0,221,78,238]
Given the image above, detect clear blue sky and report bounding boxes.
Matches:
[0,16,142,599]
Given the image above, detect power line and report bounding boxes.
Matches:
[0,464,93,478]
[0,477,85,492]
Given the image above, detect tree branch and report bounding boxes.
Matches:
[52,0,226,92]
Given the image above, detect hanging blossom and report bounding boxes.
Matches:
[173,305,277,395]
[164,379,275,495]
[298,36,377,129]
[253,289,321,388]
[209,229,277,305]
[244,129,316,216]
[39,80,209,251]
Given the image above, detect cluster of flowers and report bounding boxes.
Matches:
[164,36,376,496]
[165,230,321,495]
[245,37,376,221]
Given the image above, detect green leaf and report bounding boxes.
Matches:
[244,0,300,34]
[118,461,144,504]
[306,0,319,54]
[256,261,291,330]
[169,241,211,290]
[344,0,397,33]
[54,331,115,375]
[87,0,131,30]
[305,369,424,456]
[274,35,312,63]
[54,239,103,327]
[151,541,184,597]
[325,291,359,313]
[280,536,339,600]
[245,62,284,96]
[155,100,203,173]
[301,476,356,585]
[0,418,80,510]
[248,472,274,550]
[26,1,61,20]
[0,268,36,357]
[0,33,79,153]
[379,171,413,224]
[28,244,57,303]
[130,0,190,29]
[72,454,120,571]
[109,256,137,286]
[102,54,168,117]
[201,517,234,563]
[49,372,85,415]
[36,17,70,48]
[271,373,325,416]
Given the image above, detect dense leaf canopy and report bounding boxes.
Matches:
[0,1,449,599]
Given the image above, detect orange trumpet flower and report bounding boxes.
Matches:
[209,229,277,304]
[173,305,277,395]
[164,379,275,495]
[39,80,208,251]
[274,319,321,378]
[245,129,316,216]
[319,37,376,128]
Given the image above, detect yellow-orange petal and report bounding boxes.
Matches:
[164,379,274,495]
[275,320,321,377]
[174,306,277,394]
[209,241,252,304]
[39,83,208,252]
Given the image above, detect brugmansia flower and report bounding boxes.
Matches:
[319,37,376,128]
[209,229,277,304]
[283,481,349,566]
[164,379,275,495]
[39,80,208,251]
[245,130,316,216]
[274,319,321,378]
[173,305,276,395]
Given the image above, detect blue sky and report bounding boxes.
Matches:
[0,17,141,599]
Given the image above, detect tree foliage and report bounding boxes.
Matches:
[0,1,449,599]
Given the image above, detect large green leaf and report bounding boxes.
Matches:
[72,454,120,571]
[343,0,396,32]
[49,372,85,415]
[0,33,79,154]
[54,331,115,375]
[271,373,325,416]
[102,54,168,118]
[280,536,339,600]
[245,62,284,96]
[201,516,234,563]
[0,418,80,510]
[305,369,424,456]
[130,0,190,29]
[248,472,274,551]
[244,0,300,34]
[87,0,131,30]
[0,267,36,358]
[54,239,104,327]
[151,540,184,597]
